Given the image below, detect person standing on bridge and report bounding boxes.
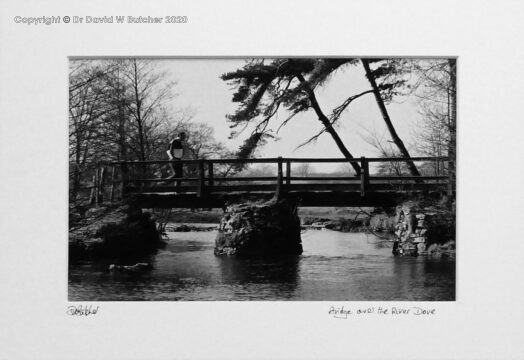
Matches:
[167,131,187,187]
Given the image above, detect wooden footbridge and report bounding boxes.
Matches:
[97,156,453,208]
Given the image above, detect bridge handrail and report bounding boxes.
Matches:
[123,175,449,183]
[85,156,453,204]
[105,156,450,166]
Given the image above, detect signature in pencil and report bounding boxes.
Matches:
[66,305,99,316]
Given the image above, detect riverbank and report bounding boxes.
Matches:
[299,206,400,234]
[153,207,389,233]
[156,207,385,227]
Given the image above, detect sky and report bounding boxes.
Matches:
[156,58,423,172]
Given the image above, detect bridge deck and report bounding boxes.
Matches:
[100,156,453,208]
[128,191,437,208]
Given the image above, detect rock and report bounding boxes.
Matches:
[369,214,395,232]
[426,242,456,260]
[215,199,302,257]
[391,201,456,258]
[85,206,107,218]
[427,243,443,259]
[324,221,341,231]
[173,224,191,232]
[401,243,418,256]
[325,219,353,232]
[69,211,83,225]
[392,240,400,255]
[301,216,336,226]
[108,262,152,273]
[167,224,217,232]
[413,236,426,243]
[441,240,456,250]
[69,204,163,261]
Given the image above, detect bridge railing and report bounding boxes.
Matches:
[95,156,452,201]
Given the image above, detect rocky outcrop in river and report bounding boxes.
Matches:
[393,202,455,258]
[69,204,163,261]
[214,199,303,257]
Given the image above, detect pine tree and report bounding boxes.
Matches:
[221,58,362,174]
[222,58,423,176]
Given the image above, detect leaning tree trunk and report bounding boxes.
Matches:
[361,59,421,178]
[296,74,361,174]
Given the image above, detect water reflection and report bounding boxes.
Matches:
[218,256,300,284]
[69,229,455,301]
[217,256,301,299]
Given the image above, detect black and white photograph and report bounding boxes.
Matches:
[2,0,524,359]
[68,57,457,301]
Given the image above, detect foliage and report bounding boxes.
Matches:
[221,58,418,162]
[362,58,412,103]
[222,59,352,151]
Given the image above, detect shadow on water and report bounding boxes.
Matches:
[214,255,302,300]
[386,256,456,301]
[217,255,301,285]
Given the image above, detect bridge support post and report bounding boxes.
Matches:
[198,159,206,198]
[88,174,96,205]
[94,167,100,206]
[360,156,369,197]
[276,157,284,199]
[447,158,454,198]
[286,160,291,186]
[109,166,116,203]
[120,162,129,198]
[98,166,106,204]
[207,160,214,191]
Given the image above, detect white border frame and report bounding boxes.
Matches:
[1,1,524,359]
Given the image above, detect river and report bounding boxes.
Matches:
[69,227,455,301]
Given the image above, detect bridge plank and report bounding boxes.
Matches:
[128,191,408,208]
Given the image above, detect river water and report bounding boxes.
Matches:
[69,228,455,301]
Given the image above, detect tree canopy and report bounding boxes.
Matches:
[221,58,421,174]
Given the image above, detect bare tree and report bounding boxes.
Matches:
[410,59,457,178]
[69,59,188,204]
[296,162,312,177]
[121,59,177,161]
[69,61,117,199]
[361,128,407,176]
